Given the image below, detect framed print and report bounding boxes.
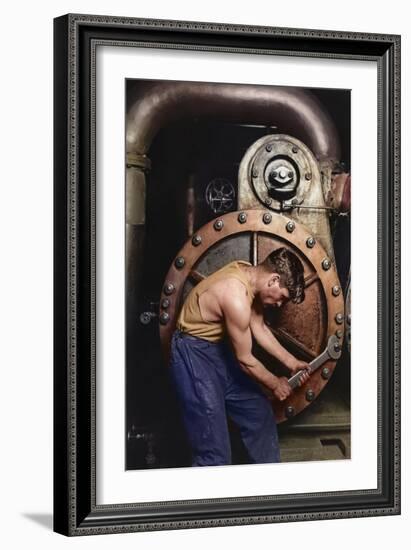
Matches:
[53,14,401,536]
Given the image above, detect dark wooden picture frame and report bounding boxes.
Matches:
[53,14,401,536]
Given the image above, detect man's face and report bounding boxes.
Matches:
[261,274,290,308]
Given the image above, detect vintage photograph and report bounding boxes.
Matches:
[125,79,351,470]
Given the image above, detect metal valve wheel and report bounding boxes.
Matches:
[159,209,345,423]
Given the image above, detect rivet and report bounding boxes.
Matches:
[161,298,170,309]
[306,236,316,248]
[321,367,331,380]
[332,285,341,296]
[164,282,175,296]
[174,256,185,269]
[159,312,170,325]
[192,234,202,246]
[335,312,344,324]
[238,212,247,224]
[263,212,272,224]
[305,172,312,181]
[336,329,343,338]
[264,197,272,206]
[265,144,272,152]
[285,406,295,418]
[306,389,315,402]
[322,258,331,271]
[292,146,298,153]
[214,219,224,231]
[252,168,259,178]
[286,221,295,233]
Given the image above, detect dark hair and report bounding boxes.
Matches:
[259,247,305,304]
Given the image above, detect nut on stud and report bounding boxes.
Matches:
[321,367,331,380]
[286,221,295,233]
[192,234,202,246]
[285,406,295,418]
[306,236,316,248]
[159,312,170,325]
[332,285,341,296]
[322,258,331,271]
[214,219,224,231]
[238,212,247,224]
[163,282,175,296]
[305,389,315,402]
[174,256,185,269]
[335,312,344,324]
[263,212,272,224]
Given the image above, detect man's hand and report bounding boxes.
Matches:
[286,358,311,386]
[272,376,292,401]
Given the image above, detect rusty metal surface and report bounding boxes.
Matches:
[126,81,340,161]
[325,172,351,212]
[159,209,345,423]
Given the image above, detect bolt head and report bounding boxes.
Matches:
[252,168,259,178]
[238,212,247,224]
[161,298,170,309]
[321,367,331,380]
[286,221,295,233]
[214,219,224,231]
[322,258,331,271]
[192,234,202,246]
[335,313,344,324]
[264,197,272,206]
[332,285,341,296]
[174,256,185,269]
[265,144,272,152]
[306,236,316,248]
[305,172,312,181]
[292,146,298,153]
[263,213,272,224]
[164,282,175,296]
[285,406,295,418]
[306,389,315,402]
[159,312,170,325]
[336,329,343,338]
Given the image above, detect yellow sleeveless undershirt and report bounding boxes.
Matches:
[176,260,254,342]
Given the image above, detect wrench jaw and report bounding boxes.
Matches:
[287,334,342,390]
[327,334,343,360]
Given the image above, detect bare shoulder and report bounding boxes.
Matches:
[218,278,251,324]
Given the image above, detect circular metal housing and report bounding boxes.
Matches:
[159,209,345,424]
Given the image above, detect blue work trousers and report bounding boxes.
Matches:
[169,329,280,466]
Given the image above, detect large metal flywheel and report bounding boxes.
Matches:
[159,209,345,423]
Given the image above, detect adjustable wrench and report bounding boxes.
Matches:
[288,335,342,390]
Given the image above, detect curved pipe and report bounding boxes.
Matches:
[126,81,340,161]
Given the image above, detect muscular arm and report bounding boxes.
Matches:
[222,283,291,401]
[249,301,295,368]
[250,301,311,379]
